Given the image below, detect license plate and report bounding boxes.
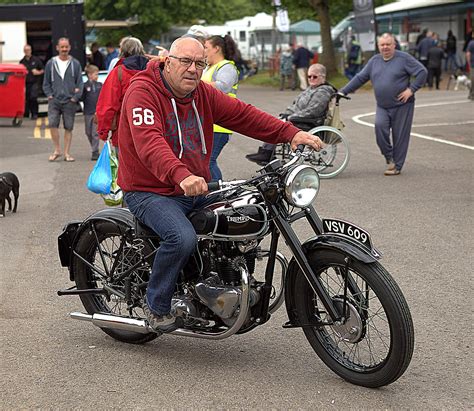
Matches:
[322,219,373,251]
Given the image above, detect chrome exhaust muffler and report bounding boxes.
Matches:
[70,312,152,334]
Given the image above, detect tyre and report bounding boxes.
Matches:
[292,248,414,387]
[72,220,158,344]
[308,126,350,179]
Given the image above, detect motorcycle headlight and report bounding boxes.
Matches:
[284,165,320,207]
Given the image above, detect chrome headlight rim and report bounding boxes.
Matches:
[284,164,320,207]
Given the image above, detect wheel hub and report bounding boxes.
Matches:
[330,297,364,343]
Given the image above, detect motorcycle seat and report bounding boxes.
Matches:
[134,218,160,239]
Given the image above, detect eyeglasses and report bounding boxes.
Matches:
[169,55,207,70]
[307,75,319,79]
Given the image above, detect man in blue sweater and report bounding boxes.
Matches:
[340,33,427,175]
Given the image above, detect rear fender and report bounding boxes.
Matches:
[284,234,380,325]
[58,208,136,281]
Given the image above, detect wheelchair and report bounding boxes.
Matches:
[274,92,351,179]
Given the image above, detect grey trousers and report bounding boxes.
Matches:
[84,114,99,154]
[374,102,414,171]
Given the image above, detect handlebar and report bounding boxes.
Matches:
[335,92,351,102]
[207,181,221,192]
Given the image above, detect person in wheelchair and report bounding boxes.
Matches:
[246,63,335,165]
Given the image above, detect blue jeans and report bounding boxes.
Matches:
[124,191,216,315]
[209,132,230,181]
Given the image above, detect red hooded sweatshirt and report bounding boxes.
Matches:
[117,60,300,196]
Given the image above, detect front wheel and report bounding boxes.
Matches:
[292,249,414,387]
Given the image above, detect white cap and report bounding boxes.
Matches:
[187,25,209,39]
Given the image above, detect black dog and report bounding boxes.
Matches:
[0,172,20,217]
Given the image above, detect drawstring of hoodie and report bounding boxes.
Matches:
[170,98,207,159]
[192,100,207,155]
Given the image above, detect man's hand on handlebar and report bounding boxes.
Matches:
[290,130,323,152]
[179,175,208,196]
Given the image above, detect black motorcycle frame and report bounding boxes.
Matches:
[58,165,380,330]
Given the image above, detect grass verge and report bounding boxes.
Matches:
[242,70,372,91]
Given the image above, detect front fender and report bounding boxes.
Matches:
[284,234,380,325]
[57,208,135,280]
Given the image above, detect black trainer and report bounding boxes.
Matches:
[245,148,274,165]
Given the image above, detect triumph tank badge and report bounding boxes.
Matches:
[226,215,249,224]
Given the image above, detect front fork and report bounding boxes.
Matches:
[269,203,361,324]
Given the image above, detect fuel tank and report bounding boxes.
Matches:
[189,194,268,240]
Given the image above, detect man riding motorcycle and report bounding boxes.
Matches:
[117,37,323,333]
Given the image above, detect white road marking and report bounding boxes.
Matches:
[352,100,474,151]
[412,121,474,127]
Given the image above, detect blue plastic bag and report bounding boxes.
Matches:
[86,141,112,194]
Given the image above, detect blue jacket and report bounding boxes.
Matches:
[292,47,314,69]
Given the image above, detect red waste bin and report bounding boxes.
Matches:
[0,63,28,127]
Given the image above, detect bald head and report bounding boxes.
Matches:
[377,33,396,60]
[163,37,206,98]
[169,37,204,56]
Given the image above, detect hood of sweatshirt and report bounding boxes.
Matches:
[128,60,207,159]
[121,55,149,71]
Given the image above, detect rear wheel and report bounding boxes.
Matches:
[293,249,414,387]
[72,220,158,344]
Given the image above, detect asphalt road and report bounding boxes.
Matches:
[1,85,473,409]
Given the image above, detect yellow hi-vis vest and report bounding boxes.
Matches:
[201,59,238,134]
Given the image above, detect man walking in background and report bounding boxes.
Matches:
[19,44,44,120]
[292,44,313,90]
[416,31,435,69]
[340,33,427,176]
[43,37,83,162]
[344,36,363,80]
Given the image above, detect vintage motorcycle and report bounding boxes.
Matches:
[57,147,414,388]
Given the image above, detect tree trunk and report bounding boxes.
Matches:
[309,0,338,76]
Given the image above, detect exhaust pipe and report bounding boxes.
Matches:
[70,312,151,334]
[69,265,251,340]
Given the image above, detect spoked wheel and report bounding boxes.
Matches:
[293,249,414,387]
[72,220,158,344]
[307,126,350,179]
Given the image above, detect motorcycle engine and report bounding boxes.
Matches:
[193,240,261,326]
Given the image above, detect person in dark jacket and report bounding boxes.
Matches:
[89,42,105,70]
[19,44,44,120]
[42,37,83,162]
[340,33,427,176]
[81,65,103,160]
[96,37,148,149]
[417,31,435,68]
[444,30,458,72]
[293,44,314,90]
[427,41,445,89]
